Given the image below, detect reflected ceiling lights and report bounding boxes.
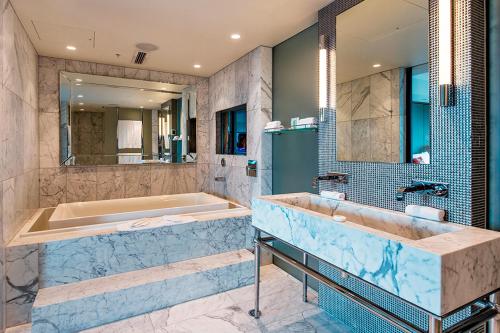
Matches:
[77,94,83,98]
[66,45,76,51]
[372,64,381,68]
[193,64,201,69]
[231,34,241,40]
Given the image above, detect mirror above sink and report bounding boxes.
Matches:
[335,0,430,164]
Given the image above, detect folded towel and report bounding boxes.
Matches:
[117,215,197,231]
[265,121,282,129]
[265,126,284,131]
[405,205,445,222]
[297,117,318,126]
[320,191,346,201]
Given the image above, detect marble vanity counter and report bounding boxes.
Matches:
[252,193,500,316]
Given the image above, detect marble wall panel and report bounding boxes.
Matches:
[1,2,39,330]
[5,244,38,327]
[370,71,392,118]
[0,90,24,181]
[336,82,352,122]
[39,113,59,168]
[124,68,150,81]
[351,76,370,120]
[66,167,97,203]
[39,168,66,208]
[38,57,65,114]
[208,46,272,206]
[2,4,37,108]
[337,69,403,163]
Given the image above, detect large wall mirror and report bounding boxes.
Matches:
[335,0,430,164]
[59,72,197,166]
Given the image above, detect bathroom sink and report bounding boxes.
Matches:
[274,194,461,240]
[252,193,500,316]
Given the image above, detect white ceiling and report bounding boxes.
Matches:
[11,0,332,76]
[62,72,188,110]
[336,0,428,83]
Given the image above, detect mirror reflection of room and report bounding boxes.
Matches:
[335,0,430,164]
[60,72,197,165]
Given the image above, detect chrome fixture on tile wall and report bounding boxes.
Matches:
[312,172,349,188]
[396,180,449,201]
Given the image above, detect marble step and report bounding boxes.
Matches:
[39,214,253,287]
[31,249,254,333]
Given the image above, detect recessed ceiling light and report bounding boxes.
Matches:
[193,64,201,69]
[161,87,166,90]
[75,78,82,82]
[66,45,76,51]
[78,102,84,105]
[148,99,153,102]
[75,83,81,86]
[373,64,382,68]
[79,108,85,111]
[140,88,145,91]
[77,94,84,98]
[140,106,144,109]
[231,34,241,40]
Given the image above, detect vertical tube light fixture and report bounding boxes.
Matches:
[319,35,328,122]
[439,0,453,106]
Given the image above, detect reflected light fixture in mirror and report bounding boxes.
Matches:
[319,35,328,122]
[439,0,453,106]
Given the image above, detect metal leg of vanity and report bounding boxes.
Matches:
[249,229,499,333]
[249,229,262,319]
[488,292,500,333]
[303,252,308,303]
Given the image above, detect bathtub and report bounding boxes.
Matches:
[17,193,247,239]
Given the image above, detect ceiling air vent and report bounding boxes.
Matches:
[132,42,159,65]
[133,51,147,64]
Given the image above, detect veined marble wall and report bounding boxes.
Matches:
[205,46,272,206]
[336,69,404,163]
[38,56,209,207]
[0,0,39,331]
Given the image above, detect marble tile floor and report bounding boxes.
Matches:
[7,265,353,333]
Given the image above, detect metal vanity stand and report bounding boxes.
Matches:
[249,229,500,333]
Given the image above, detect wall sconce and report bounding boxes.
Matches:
[439,0,453,106]
[319,35,328,122]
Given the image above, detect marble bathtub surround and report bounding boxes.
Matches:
[252,193,500,316]
[6,205,251,327]
[5,244,38,327]
[208,46,272,206]
[8,265,353,333]
[38,213,252,287]
[336,68,404,163]
[0,3,39,331]
[32,249,254,333]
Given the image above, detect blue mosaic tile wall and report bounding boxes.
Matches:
[317,0,487,332]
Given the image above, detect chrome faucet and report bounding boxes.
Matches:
[312,172,348,188]
[396,180,449,201]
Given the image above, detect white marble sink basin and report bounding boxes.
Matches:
[252,193,500,316]
[275,194,461,240]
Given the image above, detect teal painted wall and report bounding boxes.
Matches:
[272,24,319,195]
[272,24,319,289]
[489,0,500,230]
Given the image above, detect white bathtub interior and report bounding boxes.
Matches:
[21,193,247,238]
